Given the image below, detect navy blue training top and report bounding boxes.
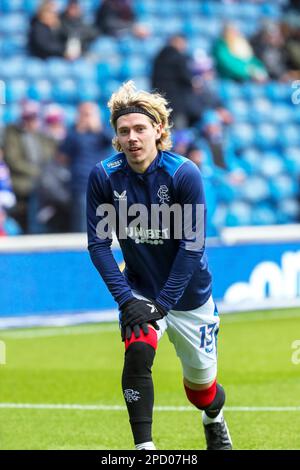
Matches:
[87,150,212,311]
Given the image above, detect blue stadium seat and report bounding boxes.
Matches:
[229,123,255,149]
[97,61,120,81]
[100,79,122,101]
[202,1,228,17]
[185,17,221,38]
[242,83,266,100]
[23,0,38,14]
[154,16,183,36]
[118,37,144,56]
[265,82,291,102]
[23,58,46,80]
[214,180,239,204]
[136,37,164,59]
[225,201,252,227]
[46,58,72,80]
[1,34,27,57]
[239,175,270,203]
[211,202,228,231]
[255,123,279,150]
[238,3,261,20]
[63,105,77,126]
[27,79,53,102]
[5,79,28,103]
[250,98,273,123]
[270,104,295,125]
[0,14,28,35]
[176,1,201,17]
[241,148,263,174]
[219,81,242,101]
[89,37,118,58]
[269,173,298,200]
[77,81,101,102]
[0,57,25,79]
[133,0,156,16]
[71,60,97,81]
[277,198,299,224]
[53,79,78,103]
[2,104,20,124]
[261,2,281,19]
[0,0,24,13]
[118,57,148,80]
[259,152,285,178]
[290,105,300,124]
[284,146,300,174]
[156,1,178,17]
[251,203,277,226]
[279,124,300,147]
[228,99,250,122]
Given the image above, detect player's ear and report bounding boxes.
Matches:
[155,123,163,140]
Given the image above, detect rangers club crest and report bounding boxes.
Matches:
[124,389,141,403]
[157,185,170,204]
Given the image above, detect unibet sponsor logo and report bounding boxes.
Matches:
[107,159,123,169]
[126,227,168,245]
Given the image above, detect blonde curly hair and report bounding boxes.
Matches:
[108,81,173,152]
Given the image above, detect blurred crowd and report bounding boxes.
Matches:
[0,0,300,236]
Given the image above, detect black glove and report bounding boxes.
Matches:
[120,298,167,341]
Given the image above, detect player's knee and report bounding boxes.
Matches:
[184,380,225,413]
[125,326,158,352]
[123,341,156,376]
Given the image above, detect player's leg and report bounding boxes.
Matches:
[166,296,232,450]
[121,320,166,450]
[182,366,232,450]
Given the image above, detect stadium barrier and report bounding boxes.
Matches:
[0,225,299,328]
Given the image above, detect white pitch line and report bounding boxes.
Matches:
[0,325,118,339]
[0,403,299,412]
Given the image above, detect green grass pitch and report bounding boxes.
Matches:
[0,308,300,450]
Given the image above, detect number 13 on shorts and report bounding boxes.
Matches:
[199,323,219,354]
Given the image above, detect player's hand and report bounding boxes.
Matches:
[120,298,166,335]
[120,320,160,342]
[121,323,148,341]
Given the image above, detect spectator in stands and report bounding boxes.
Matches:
[152,34,203,129]
[3,100,57,233]
[283,0,300,29]
[43,104,66,142]
[192,48,233,125]
[94,0,149,38]
[36,152,71,233]
[282,22,300,78]
[0,147,16,212]
[59,102,111,232]
[197,110,246,184]
[0,146,21,235]
[213,23,268,82]
[251,21,289,81]
[28,0,67,59]
[60,0,98,58]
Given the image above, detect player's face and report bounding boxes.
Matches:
[116,113,162,173]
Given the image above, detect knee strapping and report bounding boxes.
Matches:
[123,341,156,377]
[125,327,158,352]
[184,381,225,415]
